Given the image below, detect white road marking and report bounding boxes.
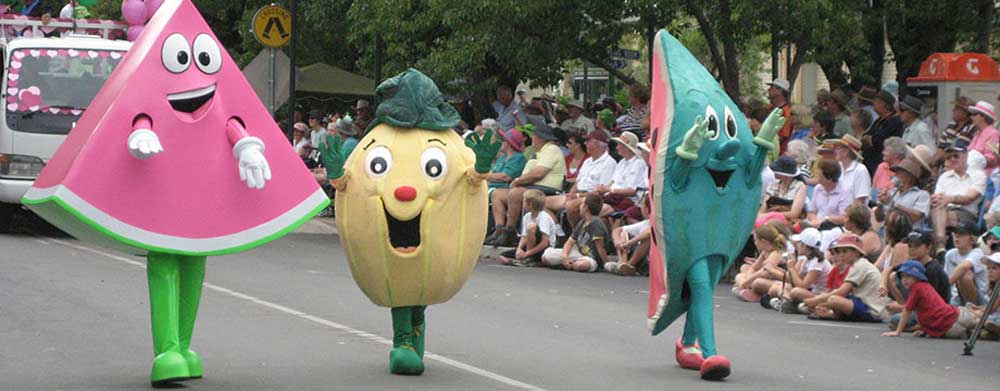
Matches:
[47,238,545,391]
[787,320,884,330]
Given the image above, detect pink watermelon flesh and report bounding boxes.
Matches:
[22,0,327,255]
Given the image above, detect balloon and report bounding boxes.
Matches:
[77,0,98,6]
[145,0,164,20]
[121,0,147,25]
[126,24,144,41]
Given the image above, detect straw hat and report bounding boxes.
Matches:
[831,135,863,159]
[613,131,640,156]
[906,144,934,173]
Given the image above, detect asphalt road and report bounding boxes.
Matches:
[2,216,998,390]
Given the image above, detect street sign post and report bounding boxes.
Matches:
[252,4,292,115]
[610,48,641,61]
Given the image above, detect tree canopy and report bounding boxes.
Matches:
[83,0,997,113]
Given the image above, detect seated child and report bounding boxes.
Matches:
[764,228,832,312]
[499,189,561,266]
[733,220,788,303]
[542,193,610,272]
[606,194,651,276]
[804,234,886,322]
[944,221,986,306]
[882,261,979,338]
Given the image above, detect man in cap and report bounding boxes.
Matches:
[492,85,527,130]
[561,99,595,136]
[489,120,567,247]
[936,96,977,166]
[943,218,988,306]
[898,95,934,150]
[861,89,904,175]
[823,89,852,137]
[876,157,930,225]
[307,109,328,148]
[766,78,793,153]
[549,128,616,229]
[932,139,986,252]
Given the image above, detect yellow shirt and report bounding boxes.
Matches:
[522,142,566,190]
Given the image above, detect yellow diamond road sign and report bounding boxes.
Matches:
[253,5,291,48]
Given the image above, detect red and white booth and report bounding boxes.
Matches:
[907,53,1000,128]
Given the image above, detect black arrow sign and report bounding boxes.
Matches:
[262,17,289,40]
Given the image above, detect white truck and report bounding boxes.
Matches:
[0,17,130,230]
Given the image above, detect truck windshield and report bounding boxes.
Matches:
[4,48,125,135]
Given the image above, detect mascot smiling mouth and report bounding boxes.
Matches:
[707,168,733,190]
[384,205,421,253]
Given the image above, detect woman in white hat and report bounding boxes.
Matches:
[968,100,1000,171]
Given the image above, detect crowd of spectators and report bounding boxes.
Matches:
[737,80,1000,340]
[301,78,1000,340]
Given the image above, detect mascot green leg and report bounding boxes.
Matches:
[147,253,191,384]
[178,256,206,378]
[389,307,424,375]
[412,306,426,359]
[683,258,732,380]
[682,260,716,356]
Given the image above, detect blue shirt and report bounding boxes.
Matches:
[489,152,526,189]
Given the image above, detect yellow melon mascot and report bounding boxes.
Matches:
[320,69,494,375]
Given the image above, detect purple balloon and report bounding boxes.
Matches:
[127,25,144,41]
[122,0,147,26]
[145,0,164,20]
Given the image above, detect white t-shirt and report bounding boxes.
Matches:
[935,169,986,215]
[574,151,616,192]
[801,256,832,293]
[839,160,871,201]
[609,155,649,198]
[519,211,561,248]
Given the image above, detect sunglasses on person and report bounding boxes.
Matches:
[947,153,963,160]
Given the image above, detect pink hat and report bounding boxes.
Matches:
[969,100,996,122]
[498,129,526,152]
[293,122,307,132]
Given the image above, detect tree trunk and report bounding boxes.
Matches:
[785,42,810,97]
[717,0,741,102]
[861,1,885,87]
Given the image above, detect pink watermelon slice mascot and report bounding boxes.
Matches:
[21,0,329,385]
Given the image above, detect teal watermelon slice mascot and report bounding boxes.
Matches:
[645,29,785,380]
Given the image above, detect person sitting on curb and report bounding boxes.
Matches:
[882,261,980,339]
[884,231,952,331]
[541,193,609,272]
[763,228,832,312]
[803,233,886,322]
[606,194,651,276]
[944,219,987,306]
[733,220,789,303]
[498,189,560,267]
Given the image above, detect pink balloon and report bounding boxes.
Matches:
[122,0,147,26]
[145,0,164,20]
[127,25,144,41]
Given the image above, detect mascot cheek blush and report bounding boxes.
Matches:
[645,29,784,381]
[21,0,327,385]
[321,69,494,376]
